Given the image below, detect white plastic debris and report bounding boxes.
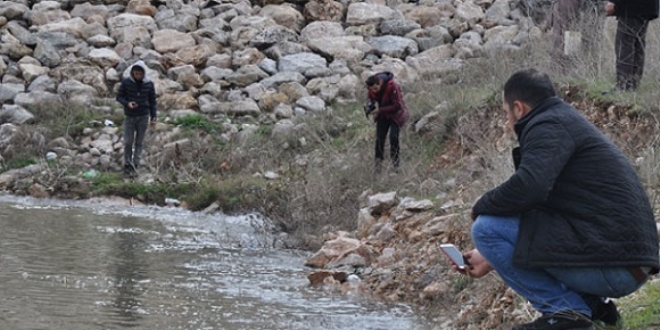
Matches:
[347,274,361,287]
[164,198,181,206]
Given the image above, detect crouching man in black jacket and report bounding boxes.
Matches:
[116,61,157,176]
[457,69,659,330]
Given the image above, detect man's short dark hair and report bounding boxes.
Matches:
[366,75,380,87]
[503,68,556,109]
[132,66,145,72]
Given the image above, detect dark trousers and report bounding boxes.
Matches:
[615,16,649,90]
[124,115,149,168]
[375,117,400,169]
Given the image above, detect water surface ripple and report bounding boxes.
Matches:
[0,195,436,330]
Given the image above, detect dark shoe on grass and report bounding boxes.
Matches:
[512,312,594,330]
[123,164,137,177]
[601,85,627,95]
[592,300,622,329]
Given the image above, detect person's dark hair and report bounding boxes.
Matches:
[131,65,145,72]
[503,68,556,109]
[365,75,380,87]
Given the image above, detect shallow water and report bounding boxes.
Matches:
[0,195,439,330]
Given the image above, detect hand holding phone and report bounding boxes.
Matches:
[440,243,471,269]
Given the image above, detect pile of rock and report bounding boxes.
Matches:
[305,191,468,298]
[305,188,660,326]
[303,190,527,328]
[0,0,544,192]
[1,0,542,124]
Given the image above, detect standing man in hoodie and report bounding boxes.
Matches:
[365,72,410,173]
[116,62,157,176]
[606,0,659,91]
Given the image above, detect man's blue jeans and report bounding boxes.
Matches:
[472,214,645,316]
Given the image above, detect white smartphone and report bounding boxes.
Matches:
[440,243,469,269]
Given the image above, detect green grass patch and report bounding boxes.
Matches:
[92,173,198,205]
[180,184,222,211]
[213,175,288,215]
[174,114,224,133]
[619,281,660,329]
[91,171,123,185]
[88,172,290,216]
[255,124,274,140]
[1,157,37,173]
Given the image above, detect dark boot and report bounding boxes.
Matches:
[124,164,137,177]
[592,300,622,328]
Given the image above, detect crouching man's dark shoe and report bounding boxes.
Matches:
[512,312,594,330]
[592,300,622,329]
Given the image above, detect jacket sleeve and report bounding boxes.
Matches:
[116,80,129,107]
[148,83,157,119]
[472,120,576,217]
[378,83,404,114]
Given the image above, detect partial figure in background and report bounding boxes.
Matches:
[116,61,158,177]
[546,0,580,65]
[580,0,606,58]
[364,72,410,173]
[545,0,605,70]
[606,0,659,91]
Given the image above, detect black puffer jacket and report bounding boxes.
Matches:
[611,0,659,20]
[473,97,659,273]
[116,62,157,119]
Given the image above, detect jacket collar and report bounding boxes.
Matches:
[513,96,563,139]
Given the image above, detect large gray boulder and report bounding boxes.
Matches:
[346,3,400,26]
[0,83,25,103]
[368,35,419,58]
[278,53,327,74]
[0,104,35,125]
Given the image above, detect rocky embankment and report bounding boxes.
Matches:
[304,191,510,328]
[305,189,660,329]
[0,0,546,193]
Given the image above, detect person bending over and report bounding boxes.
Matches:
[365,72,410,173]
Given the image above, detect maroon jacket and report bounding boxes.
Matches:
[367,72,410,127]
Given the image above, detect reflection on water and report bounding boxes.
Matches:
[0,196,439,330]
[111,217,148,327]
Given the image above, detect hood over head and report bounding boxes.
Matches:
[128,60,151,82]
